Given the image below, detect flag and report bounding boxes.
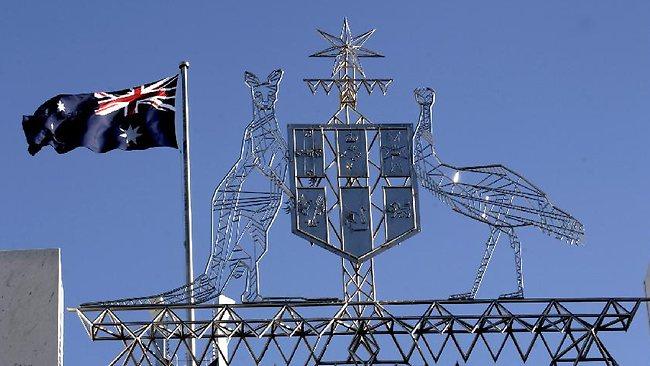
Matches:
[23,76,179,155]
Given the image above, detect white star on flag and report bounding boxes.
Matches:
[57,100,65,112]
[119,125,142,145]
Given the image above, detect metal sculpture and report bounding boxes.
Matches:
[208,69,289,302]
[82,70,288,306]
[412,87,585,300]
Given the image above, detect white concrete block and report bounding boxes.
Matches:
[0,248,63,366]
[215,295,235,366]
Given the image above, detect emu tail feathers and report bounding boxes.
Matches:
[536,201,584,245]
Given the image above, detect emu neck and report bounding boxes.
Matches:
[416,104,443,164]
[418,104,432,133]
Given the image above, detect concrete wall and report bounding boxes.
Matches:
[0,248,63,366]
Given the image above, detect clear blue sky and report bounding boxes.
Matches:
[1,1,649,364]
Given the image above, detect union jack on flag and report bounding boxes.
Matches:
[94,76,177,116]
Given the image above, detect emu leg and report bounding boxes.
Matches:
[499,229,524,299]
[449,227,502,300]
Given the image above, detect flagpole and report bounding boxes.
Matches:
[179,61,196,365]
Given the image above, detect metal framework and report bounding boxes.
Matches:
[72,297,649,365]
[413,88,585,300]
[206,69,289,303]
[72,19,644,366]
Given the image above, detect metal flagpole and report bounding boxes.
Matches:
[178,61,196,365]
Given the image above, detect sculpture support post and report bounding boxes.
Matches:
[179,61,196,365]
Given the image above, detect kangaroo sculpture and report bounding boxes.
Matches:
[208,69,288,302]
[82,70,288,306]
[412,87,584,300]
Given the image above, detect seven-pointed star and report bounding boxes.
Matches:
[56,100,65,113]
[119,125,142,145]
[310,18,383,77]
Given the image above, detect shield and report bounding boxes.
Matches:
[288,123,421,263]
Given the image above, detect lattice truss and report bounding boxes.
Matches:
[73,297,647,366]
[412,88,585,300]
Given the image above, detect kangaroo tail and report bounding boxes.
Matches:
[80,274,217,307]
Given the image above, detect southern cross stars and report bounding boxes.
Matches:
[119,125,142,145]
[310,18,383,77]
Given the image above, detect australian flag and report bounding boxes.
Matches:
[23,76,179,155]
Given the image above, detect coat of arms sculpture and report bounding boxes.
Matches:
[72,19,650,366]
[83,16,585,306]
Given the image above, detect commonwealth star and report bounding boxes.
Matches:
[310,18,383,77]
[119,125,142,145]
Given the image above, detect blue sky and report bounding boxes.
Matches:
[1,1,649,364]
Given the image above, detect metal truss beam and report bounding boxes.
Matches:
[71,297,649,366]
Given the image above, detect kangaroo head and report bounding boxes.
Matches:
[244,69,283,111]
[414,87,436,107]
